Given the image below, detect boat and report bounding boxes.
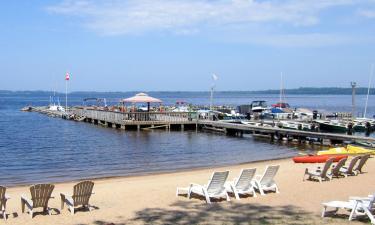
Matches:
[272,102,290,109]
[21,106,32,111]
[48,95,65,112]
[277,121,315,131]
[352,118,375,132]
[317,145,375,155]
[293,154,348,163]
[353,141,375,149]
[172,101,190,112]
[250,101,268,113]
[315,120,348,133]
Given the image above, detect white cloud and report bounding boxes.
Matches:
[46,0,374,47]
[47,0,358,35]
[358,9,375,18]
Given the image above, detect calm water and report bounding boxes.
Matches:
[0,93,374,186]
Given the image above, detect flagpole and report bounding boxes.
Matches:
[65,78,68,112]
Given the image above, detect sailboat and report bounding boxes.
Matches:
[272,72,290,109]
[48,88,65,112]
[352,64,375,132]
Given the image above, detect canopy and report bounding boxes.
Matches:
[121,93,162,103]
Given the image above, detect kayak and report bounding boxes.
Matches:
[293,154,348,163]
[317,145,375,155]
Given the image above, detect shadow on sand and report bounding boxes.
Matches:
[79,199,368,225]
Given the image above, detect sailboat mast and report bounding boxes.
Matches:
[280,72,283,105]
[364,63,374,118]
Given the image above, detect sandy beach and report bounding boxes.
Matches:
[2,157,374,225]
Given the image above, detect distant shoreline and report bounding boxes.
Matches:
[0,87,374,96]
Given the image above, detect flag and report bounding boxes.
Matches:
[212,74,218,81]
[65,72,70,81]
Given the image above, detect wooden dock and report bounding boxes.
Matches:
[28,106,375,144]
[72,107,198,130]
[200,121,375,143]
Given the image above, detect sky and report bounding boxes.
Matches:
[1,0,375,92]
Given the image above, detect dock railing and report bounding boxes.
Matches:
[73,108,198,124]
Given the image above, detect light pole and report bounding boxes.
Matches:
[351,81,356,119]
[210,74,218,110]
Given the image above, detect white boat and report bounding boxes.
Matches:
[277,121,314,131]
[250,101,269,113]
[48,96,65,112]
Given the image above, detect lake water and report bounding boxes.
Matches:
[0,92,374,186]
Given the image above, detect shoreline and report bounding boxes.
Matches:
[3,156,374,224]
[4,155,296,188]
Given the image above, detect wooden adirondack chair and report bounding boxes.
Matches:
[0,186,10,220]
[303,158,334,183]
[355,154,371,174]
[60,181,94,215]
[330,157,347,178]
[340,155,361,176]
[21,184,55,218]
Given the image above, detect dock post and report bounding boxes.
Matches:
[137,125,140,131]
[181,124,184,131]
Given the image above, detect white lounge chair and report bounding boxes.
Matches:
[176,171,230,204]
[303,158,334,183]
[340,156,361,176]
[60,181,94,215]
[0,186,10,220]
[253,165,280,195]
[21,184,55,218]
[225,168,257,200]
[322,193,375,224]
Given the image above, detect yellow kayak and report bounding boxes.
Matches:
[317,145,375,155]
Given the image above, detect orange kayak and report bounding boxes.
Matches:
[293,154,348,163]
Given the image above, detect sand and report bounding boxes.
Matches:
[2,157,374,225]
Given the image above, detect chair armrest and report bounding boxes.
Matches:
[349,197,371,201]
[21,195,33,206]
[189,183,203,188]
[60,192,72,198]
[60,193,74,205]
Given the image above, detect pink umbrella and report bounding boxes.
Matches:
[121,93,162,111]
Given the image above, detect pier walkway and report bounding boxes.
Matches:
[200,121,375,143]
[29,107,375,144]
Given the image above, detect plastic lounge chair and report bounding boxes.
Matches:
[330,157,347,178]
[253,165,280,195]
[60,181,94,215]
[0,186,10,220]
[176,171,230,204]
[340,156,361,176]
[21,184,55,218]
[355,154,371,174]
[322,193,375,224]
[303,158,334,183]
[225,168,257,200]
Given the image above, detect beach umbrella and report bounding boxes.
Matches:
[121,93,162,111]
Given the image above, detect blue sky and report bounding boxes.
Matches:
[1,0,375,91]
